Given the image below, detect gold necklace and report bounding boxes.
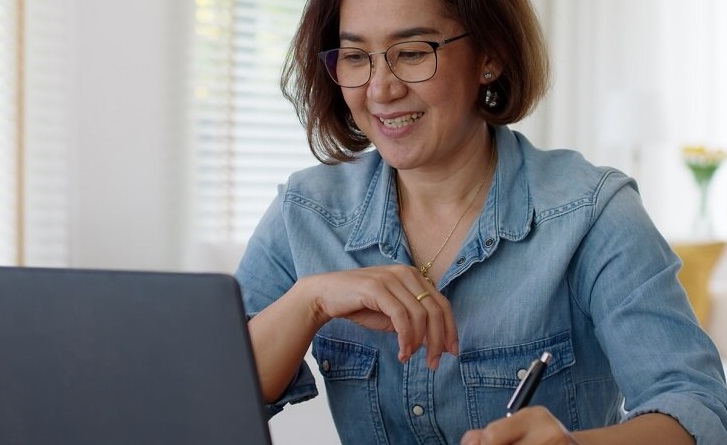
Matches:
[398,140,496,285]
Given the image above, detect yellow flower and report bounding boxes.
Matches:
[682,145,726,166]
[682,145,725,188]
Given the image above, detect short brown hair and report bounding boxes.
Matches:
[281,0,550,164]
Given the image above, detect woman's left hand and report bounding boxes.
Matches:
[460,406,581,445]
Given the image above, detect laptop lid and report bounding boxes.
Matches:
[0,266,272,445]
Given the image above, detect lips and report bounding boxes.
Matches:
[378,112,424,129]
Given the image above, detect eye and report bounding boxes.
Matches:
[389,43,432,64]
[397,50,428,63]
[338,49,368,65]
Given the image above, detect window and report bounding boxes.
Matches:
[0,0,20,264]
[21,0,71,266]
[188,0,316,246]
[0,0,71,267]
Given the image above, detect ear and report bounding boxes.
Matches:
[480,55,503,85]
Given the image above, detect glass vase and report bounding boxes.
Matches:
[686,162,719,239]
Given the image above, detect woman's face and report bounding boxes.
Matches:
[338,0,490,172]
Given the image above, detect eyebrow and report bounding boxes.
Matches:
[339,27,440,43]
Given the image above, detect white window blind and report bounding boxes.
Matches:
[0,0,71,266]
[0,0,20,264]
[22,0,71,266]
[189,0,316,245]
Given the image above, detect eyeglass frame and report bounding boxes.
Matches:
[318,32,472,88]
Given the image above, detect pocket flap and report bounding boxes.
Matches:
[460,331,575,388]
[313,335,378,381]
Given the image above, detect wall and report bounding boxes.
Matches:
[67,0,186,271]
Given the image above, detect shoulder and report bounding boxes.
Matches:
[511,131,637,221]
[283,150,384,216]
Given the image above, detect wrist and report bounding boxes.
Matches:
[291,276,332,329]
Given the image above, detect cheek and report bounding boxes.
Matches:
[436,60,483,97]
[340,89,371,130]
[425,64,481,105]
[426,81,479,113]
[341,89,364,112]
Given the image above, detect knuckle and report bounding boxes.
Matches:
[391,263,415,275]
[426,303,443,318]
[390,305,409,320]
[435,294,452,309]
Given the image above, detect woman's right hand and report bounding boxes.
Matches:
[249,264,459,402]
[297,264,459,369]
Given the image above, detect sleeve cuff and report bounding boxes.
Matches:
[625,392,727,444]
[264,360,319,418]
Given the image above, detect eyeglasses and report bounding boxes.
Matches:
[318,32,471,88]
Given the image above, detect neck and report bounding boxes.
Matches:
[396,130,497,284]
[396,129,497,211]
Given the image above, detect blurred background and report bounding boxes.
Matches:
[1,1,727,444]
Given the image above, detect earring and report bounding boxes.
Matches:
[483,72,493,80]
[484,86,499,108]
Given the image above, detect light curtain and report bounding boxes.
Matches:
[523,0,727,240]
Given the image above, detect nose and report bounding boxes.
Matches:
[366,52,406,103]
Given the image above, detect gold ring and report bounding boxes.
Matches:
[414,291,431,302]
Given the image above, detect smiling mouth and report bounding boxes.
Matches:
[378,112,424,129]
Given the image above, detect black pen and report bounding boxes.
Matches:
[506,351,552,416]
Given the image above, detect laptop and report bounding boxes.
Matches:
[0,266,272,445]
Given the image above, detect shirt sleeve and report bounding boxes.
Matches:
[571,170,727,444]
[235,187,321,417]
[263,361,319,418]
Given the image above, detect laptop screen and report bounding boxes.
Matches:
[0,267,272,445]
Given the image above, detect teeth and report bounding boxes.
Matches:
[379,113,423,128]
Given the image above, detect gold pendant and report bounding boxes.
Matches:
[420,262,434,285]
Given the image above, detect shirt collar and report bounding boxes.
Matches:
[345,125,533,259]
[344,158,405,260]
[490,125,534,242]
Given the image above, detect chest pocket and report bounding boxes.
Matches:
[459,331,578,430]
[312,335,389,445]
[313,334,378,380]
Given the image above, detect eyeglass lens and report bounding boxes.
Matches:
[322,41,437,88]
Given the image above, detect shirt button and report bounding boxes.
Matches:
[517,368,528,380]
[411,405,425,416]
[456,257,466,265]
[321,360,331,372]
[485,238,495,247]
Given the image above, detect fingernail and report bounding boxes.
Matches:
[450,340,459,355]
[429,356,440,370]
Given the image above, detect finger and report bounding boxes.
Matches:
[460,407,573,445]
[383,280,430,362]
[414,290,432,303]
[363,292,418,362]
[332,276,414,359]
[460,415,523,445]
[391,270,458,369]
[405,279,456,370]
[383,266,450,363]
[322,266,450,365]
[428,289,459,356]
[346,268,428,362]
[509,407,574,444]
[418,293,447,369]
[415,285,458,368]
[460,429,488,445]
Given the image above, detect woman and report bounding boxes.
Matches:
[236,0,727,443]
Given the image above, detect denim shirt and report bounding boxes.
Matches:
[236,126,727,444]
